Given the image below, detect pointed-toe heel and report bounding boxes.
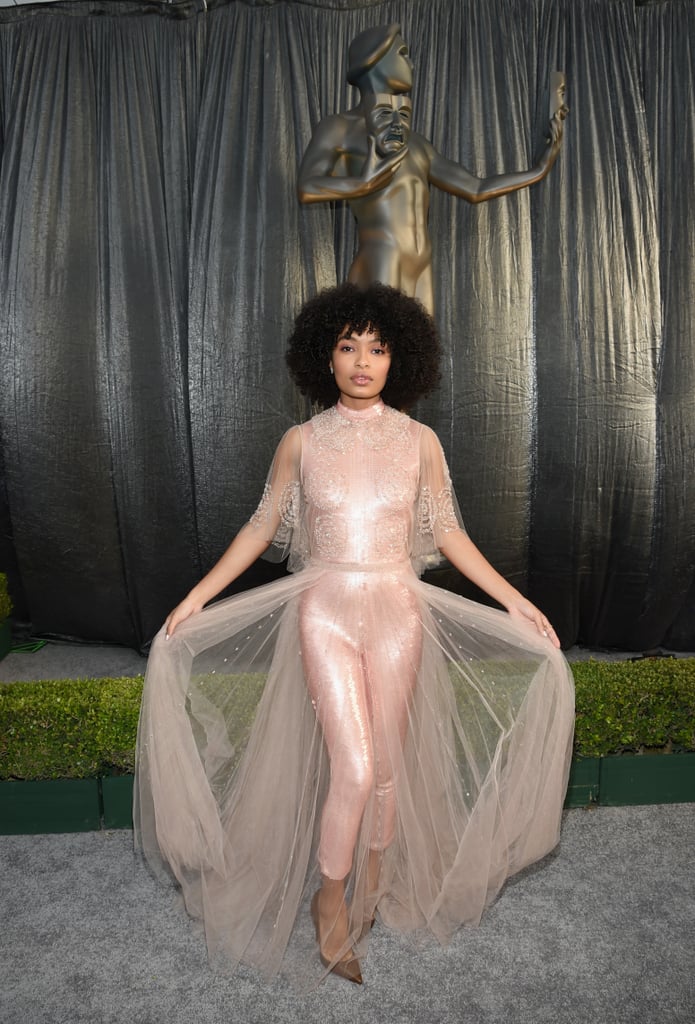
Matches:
[310,891,363,985]
[331,953,363,985]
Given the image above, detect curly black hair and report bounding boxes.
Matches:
[286,282,441,410]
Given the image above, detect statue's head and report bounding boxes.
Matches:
[347,24,413,95]
[364,94,412,156]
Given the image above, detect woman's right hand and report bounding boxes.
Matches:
[165,594,204,638]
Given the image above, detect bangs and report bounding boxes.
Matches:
[336,321,387,345]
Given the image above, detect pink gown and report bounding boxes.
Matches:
[134,400,575,981]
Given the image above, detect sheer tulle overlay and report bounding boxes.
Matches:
[134,402,575,982]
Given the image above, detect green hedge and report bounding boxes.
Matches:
[572,658,695,757]
[0,573,12,621]
[1,659,694,780]
[0,677,142,780]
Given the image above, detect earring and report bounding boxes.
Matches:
[329,365,334,374]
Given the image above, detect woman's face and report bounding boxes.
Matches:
[330,327,391,408]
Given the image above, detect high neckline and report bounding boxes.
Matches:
[336,399,386,422]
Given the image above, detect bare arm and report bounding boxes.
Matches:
[420,425,559,646]
[427,112,565,204]
[438,530,560,648]
[297,118,405,203]
[165,427,301,636]
[165,526,272,637]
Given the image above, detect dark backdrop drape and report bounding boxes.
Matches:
[0,0,692,651]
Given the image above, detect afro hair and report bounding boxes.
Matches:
[285,282,441,410]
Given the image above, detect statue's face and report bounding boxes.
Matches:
[376,34,413,93]
[365,94,412,156]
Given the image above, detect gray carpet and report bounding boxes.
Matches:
[1,642,694,1022]
[1,806,693,1024]
[0,642,146,683]
[2,638,693,685]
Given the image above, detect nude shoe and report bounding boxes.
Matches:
[310,891,363,985]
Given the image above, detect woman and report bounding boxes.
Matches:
[134,283,574,986]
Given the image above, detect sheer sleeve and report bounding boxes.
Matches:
[246,425,306,569]
[411,425,467,575]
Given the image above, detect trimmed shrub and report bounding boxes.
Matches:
[0,574,12,621]
[0,677,142,780]
[1,659,694,780]
[572,659,695,757]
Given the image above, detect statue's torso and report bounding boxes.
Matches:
[332,118,433,255]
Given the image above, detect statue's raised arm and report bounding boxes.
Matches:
[427,78,567,203]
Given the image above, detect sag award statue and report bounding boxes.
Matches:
[298,24,568,315]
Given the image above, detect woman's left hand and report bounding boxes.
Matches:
[506,596,561,649]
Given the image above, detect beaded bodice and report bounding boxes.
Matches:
[302,401,419,565]
[249,401,462,573]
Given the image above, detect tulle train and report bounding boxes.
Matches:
[134,562,574,983]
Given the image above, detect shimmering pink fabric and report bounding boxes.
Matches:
[301,570,421,877]
[134,401,575,983]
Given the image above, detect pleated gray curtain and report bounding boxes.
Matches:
[636,0,695,649]
[0,0,692,651]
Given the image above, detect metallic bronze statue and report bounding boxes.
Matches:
[298,24,568,314]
